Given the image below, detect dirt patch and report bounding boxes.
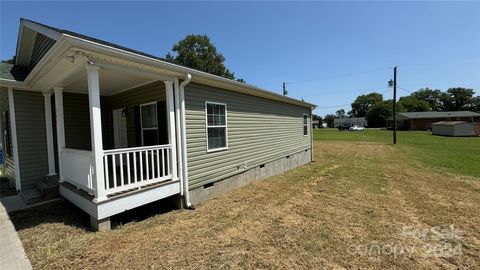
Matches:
[11,141,480,269]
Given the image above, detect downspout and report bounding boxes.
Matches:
[179,73,194,209]
[174,78,183,196]
[310,107,314,162]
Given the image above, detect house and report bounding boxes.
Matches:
[431,121,480,137]
[388,111,480,131]
[333,117,367,129]
[0,19,315,231]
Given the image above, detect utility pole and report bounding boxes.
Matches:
[388,66,397,144]
[282,82,288,96]
[393,66,397,144]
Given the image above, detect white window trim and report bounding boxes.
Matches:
[139,102,158,146]
[303,113,309,136]
[205,101,228,153]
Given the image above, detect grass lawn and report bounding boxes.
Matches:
[315,129,480,178]
[10,139,480,269]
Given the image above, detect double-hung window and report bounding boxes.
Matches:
[140,102,158,146]
[303,114,308,136]
[206,102,227,152]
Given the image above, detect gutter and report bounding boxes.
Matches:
[0,79,29,90]
[179,74,194,209]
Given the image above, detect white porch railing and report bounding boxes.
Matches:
[103,144,173,195]
[61,148,95,194]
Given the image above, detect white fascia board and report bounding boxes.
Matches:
[15,19,62,67]
[20,20,62,41]
[62,34,316,108]
[0,79,30,90]
[22,38,70,86]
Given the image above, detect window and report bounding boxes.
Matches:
[206,102,227,151]
[140,103,158,146]
[303,114,308,136]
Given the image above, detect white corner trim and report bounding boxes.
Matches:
[7,88,21,191]
[165,81,178,181]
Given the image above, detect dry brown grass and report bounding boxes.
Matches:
[10,142,480,269]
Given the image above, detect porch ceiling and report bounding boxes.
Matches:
[61,68,155,96]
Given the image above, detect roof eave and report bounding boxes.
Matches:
[62,34,316,108]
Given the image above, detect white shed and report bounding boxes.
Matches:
[431,121,480,137]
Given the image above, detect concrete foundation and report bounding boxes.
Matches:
[189,149,312,205]
[90,217,111,232]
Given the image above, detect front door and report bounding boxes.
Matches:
[113,108,128,149]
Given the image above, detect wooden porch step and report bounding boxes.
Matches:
[20,188,43,205]
[35,180,59,200]
[20,176,60,204]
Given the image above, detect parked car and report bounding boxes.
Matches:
[349,125,365,131]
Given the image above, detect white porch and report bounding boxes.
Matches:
[42,61,183,230]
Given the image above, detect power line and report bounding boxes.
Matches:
[315,104,351,110]
[396,59,480,68]
[397,86,414,94]
[287,66,392,85]
[306,86,389,96]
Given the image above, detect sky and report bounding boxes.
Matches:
[1,1,479,116]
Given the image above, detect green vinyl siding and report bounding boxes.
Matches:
[57,82,166,151]
[106,81,166,148]
[63,93,92,150]
[13,90,48,188]
[0,87,15,186]
[185,83,311,189]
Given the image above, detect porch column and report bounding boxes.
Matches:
[54,87,65,181]
[86,65,107,202]
[43,92,56,176]
[7,88,21,191]
[165,81,178,181]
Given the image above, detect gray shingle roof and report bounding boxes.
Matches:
[396,111,480,120]
[0,62,29,81]
[22,18,172,66]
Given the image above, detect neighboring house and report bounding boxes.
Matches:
[0,19,315,231]
[431,121,480,137]
[388,111,480,131]
[312,120,327,129]
[333,117,367,128]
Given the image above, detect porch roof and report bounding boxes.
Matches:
[0,63,29,82]
[8,18,316,108]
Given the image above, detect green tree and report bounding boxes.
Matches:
[165,34,239,80]
[446,87,475,111]
[365,100,403,128]
[335,109,348,118]
[312,114,323,122]
[410,88,443,111]
[1,55,16,64]
[471,96,480,112]
[324,114,335,128]
[397,96,430,112]
[350,92,383,117]
[366,101,391,128]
